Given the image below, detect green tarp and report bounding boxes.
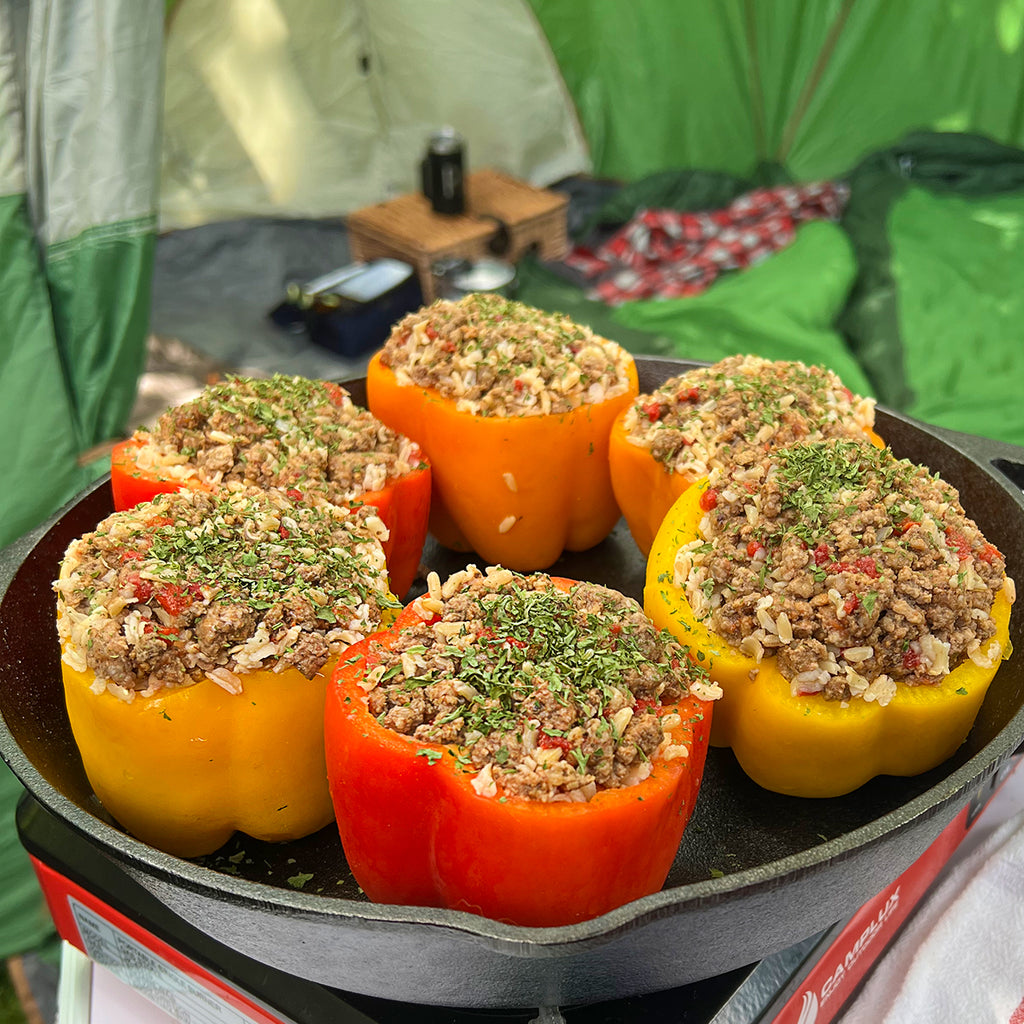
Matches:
[890,187,1024,443]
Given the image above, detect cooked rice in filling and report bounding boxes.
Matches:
[675,439,1012,705]
[131,374,422,501]
[362,565,720,802]
[623,354,877,483]
[379,292,633,416]
[55,488,396,699]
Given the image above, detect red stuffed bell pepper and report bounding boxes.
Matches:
[325,565,718,927]
[110,374,430,598]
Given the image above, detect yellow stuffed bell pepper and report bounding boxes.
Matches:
[366,294,639,571]
[55,487,397,858]
[610,355,884,557]
[61,659,337,858]
[644,457,1014,798]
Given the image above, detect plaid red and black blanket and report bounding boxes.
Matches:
[564,181,849,305]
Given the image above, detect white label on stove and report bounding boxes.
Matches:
[69,897,281,1024]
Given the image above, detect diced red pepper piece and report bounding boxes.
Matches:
[902,648,921,671]
[537,733,572,753]
[642,401,663,422]
[855,556,879,578]
[124,571,153,603]
[978,542,1002,564]
[944,527,972,561]
[322,382,348,408]
[154,582,201,617]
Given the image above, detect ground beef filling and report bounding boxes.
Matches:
[623,355,877,482]
[677,439,1010,704]
[379,292,633,416]
[363,565,718,802]
[55,488,395,696]
[135,374,421,501]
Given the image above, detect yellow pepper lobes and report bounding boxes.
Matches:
[62,657,338,858]
[54,487,398,859]
[644,479,1013,798]
[366,351,639,571]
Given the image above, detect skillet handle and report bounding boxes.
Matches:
[919,422,1024,759]
[917,422,1024,490]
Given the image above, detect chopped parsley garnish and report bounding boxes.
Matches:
[369,572,709,798]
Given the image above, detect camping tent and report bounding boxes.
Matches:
[10,0,1024,558]
[5,0,1024,965]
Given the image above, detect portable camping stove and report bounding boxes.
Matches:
[20,756,1017,1024]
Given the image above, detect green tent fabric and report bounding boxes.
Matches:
[608,221,874,397]
[518,221,873,400]
[838,131,1024,443]
[0,2,162,552]
[528,0,1024,184]
[0,1,163,959]
[878,186,1024,444]
[0,197,98,547]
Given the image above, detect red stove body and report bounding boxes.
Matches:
[22,758,1020,1024]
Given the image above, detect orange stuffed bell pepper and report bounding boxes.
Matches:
[366,293,638,571]
[325,564,717,927]
[110,374,430,598]
[644,440,1014,798]
[54,487,398,858]
[610,354,884,557]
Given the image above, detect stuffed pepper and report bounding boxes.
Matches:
[644,439,1015,798]
[54,487,398,858]
[110,374,430,598]
[325,564,718,927]
[366,293,638,571]
[610,355,882,556]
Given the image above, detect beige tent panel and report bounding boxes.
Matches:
[159,0,590,230]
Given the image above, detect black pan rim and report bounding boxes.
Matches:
[2,358,1024,956]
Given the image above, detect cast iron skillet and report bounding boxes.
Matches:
[2,357,1024,1008]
